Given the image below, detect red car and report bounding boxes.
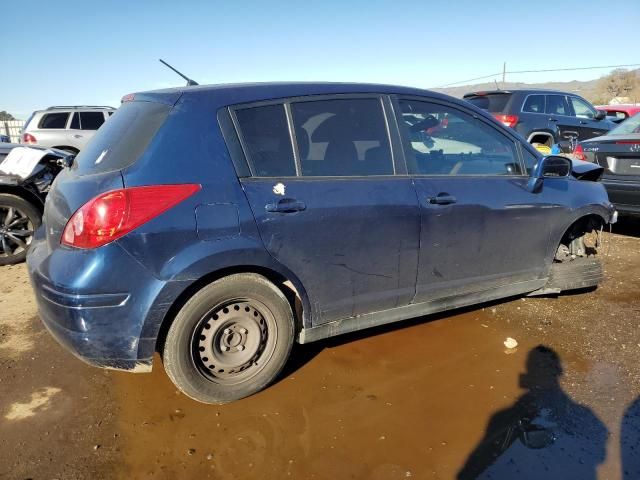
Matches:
[596,104,640,123]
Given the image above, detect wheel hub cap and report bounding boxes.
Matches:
[196,301,268,378]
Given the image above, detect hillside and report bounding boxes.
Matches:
[433,68,640,103]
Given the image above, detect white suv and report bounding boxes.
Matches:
[21,106,115,153]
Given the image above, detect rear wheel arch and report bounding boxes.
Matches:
[52,146,79,154]
[0,186,44,213]
[527,131,555,147]
[153,264,310,357]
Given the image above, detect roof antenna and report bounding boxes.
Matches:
[158,59,199,86]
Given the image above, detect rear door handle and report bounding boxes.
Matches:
[73,134,83,138]
[548,118,558,122]
[428,193,457,205]
[265,198,307,213]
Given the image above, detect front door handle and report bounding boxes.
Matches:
[265,198,307,213]
[428,193,457,205]
[73,134,83,138]
[579,120,588,125]
[549,118,558,122]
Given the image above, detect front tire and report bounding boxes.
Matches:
[163,273,295,404]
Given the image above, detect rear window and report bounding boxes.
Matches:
[73,101,170,174]
[466,94,511,112]
[38,112,69,129]
[522,94,546,113]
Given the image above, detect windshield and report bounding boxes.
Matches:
[73,101,171,174]
[609,113,640,135]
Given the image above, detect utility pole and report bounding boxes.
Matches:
[502,62,506,86]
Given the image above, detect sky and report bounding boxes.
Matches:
[2,0,640,119]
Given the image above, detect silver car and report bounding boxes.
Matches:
[21,106,115,153]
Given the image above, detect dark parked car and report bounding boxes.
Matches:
[27,82,615,404]
[464,89,616,148]
[0,143,67,265]
[575,112,640,215]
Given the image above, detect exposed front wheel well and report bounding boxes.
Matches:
[557,214,606,256]
[155,266,305,355]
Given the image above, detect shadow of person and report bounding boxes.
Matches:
[457,345,608,480]
[621,397,640,479]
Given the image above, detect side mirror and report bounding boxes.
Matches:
[527,155,572,192]
[594,110,606,121]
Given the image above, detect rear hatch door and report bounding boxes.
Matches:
[43,96,176,251]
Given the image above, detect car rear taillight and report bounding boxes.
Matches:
[492,114,519,128]
[22,133,37,144]
[61,184,200,249]
[615,140,640,144]
[573,144,586,161]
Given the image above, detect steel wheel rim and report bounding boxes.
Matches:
[0,206,34,258]
[191,298,278,385]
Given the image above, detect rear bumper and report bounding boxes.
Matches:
[601,178,640,216]
[26,234,180,372]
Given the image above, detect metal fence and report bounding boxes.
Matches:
[1,120,25,143]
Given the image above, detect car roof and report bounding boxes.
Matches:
[32,106,116,114]
[132,81,466,109]
[464,89,583,97]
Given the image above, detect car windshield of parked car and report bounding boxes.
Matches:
[609,113,640,135]
[399,100,522,175]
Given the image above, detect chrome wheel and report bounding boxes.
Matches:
[0,206,34,259]
[192,299,277,385]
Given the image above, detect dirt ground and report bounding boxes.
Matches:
[0,221,639,480]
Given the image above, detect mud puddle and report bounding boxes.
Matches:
[0,230,639,479]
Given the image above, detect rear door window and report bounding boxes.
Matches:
[234,105,296,177]
[545,95,570,116]
[80,111,106,130]
[522,94,546,113]
[398,99,522,176]
[38,112,69,129]
[73,101,171,174]
[290,98,393,176]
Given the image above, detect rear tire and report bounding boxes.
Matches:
[163,273,295,404]
[0,194,40,266]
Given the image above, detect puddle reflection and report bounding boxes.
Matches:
[458,345,607,480]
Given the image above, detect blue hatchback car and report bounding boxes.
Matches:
[27,82,616,404]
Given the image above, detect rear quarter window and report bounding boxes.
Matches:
[38,112,70,129]
[73,101,170,174]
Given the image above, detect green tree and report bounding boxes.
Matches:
[0,111,15,121]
